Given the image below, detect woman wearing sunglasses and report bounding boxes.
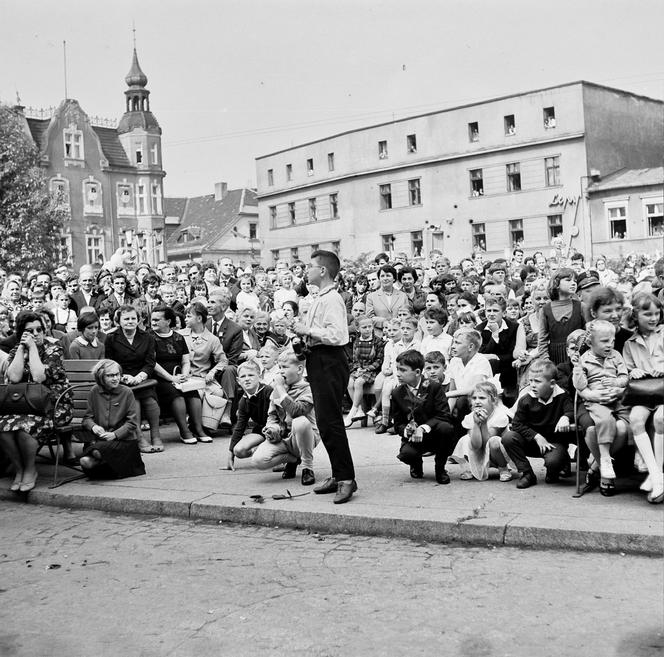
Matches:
[0,311,72,492]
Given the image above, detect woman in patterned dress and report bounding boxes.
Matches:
[0,311,72,492]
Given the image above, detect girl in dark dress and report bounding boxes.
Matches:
[150,305,196,445]
[80,359,144,479]
[537,268,585,365]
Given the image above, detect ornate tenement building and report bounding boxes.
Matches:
[16,47,166,269]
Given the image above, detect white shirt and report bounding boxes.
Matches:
[447,352,493,391]
[420,332,453,360]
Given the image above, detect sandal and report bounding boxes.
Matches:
[581,468,600,495]
[599,478,616,497]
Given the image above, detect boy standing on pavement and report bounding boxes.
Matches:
[294,250,357,504]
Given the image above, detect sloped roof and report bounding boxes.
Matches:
[164,197,187,219]
[166,188,256,252]
[588,167,664,192]
[92,126,132,167]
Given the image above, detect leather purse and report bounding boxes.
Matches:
[622,377,664,407]
[0,382,53,416]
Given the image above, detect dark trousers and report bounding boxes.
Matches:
[306,345,355,481]
[501,430,570,476]
[397,422,455,470]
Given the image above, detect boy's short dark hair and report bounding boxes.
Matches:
[311,250,340,279]
[424,350,446,366]
[423,307,448,326]
[396,349,425,372]
[457,291,478,308]
[519,265,538,282]
[571,253,585,263]
[397,266,418,283]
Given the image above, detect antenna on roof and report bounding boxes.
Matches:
[63,40,68,99]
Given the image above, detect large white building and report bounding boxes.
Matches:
[255,81,663,265]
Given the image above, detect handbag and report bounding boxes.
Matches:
[622,377,664,407]
[201,381,228,430]
[173,376,207,393]
[0,381,53,416]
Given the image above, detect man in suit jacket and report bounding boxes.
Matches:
[69,269,102,314]
[391,349,456,484]
[475,295,519,405]
[207,291,243,417]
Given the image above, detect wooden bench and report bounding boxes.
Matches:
[38,360,98,488]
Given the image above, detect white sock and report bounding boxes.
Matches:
[654,433,664,473]
[633,431,659,478]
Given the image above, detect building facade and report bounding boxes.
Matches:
[587,168,663,258]
[165,182,259,267]
[17,48,166,270]
[255,81,663,265]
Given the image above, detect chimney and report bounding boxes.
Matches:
[214,182,228,201]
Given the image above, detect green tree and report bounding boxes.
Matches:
[0,104,67,272]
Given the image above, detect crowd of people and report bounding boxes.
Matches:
[0,246,662,506]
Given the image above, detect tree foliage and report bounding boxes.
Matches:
[0,104,67,272]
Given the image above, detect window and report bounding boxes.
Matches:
[411,230,423,257]
[288,202,296,225]
[271,249,280,264]
[63,128,83,159]
[310,244,319,257]
[135,142,143,164]
[509,219,524,247]
[151,182,162,214]
[468,122,479,142]
[328,153,335,171]
[382,234,395,252]
[378,140,388,159]
[286,164,293,181]
[291,247,299,261]
[59,234,72,264]
[469,169,484,196]
[645,201,664,236]
[117,184,133,212]
[83,180,102,213]
[267,169,274,186]
[136,184,146,214]
[331,241,340,255]
[86,233,104,265]
[50,178,70,205]
[308,197,317,221]
[408,179,421,206]
[269,206,277,228]
[379,184,392,210]
[472,223,486,251]
[506,162,521,192]
[150,143,159,165]
[545,156,560,187]
[249,223,257,240]
[329,193,339,218]
[548,214,563,240]
[306,158,314,176]
[544,107,556,129]
[407,134,417,153]
[607,205,627,239]
[504,114,516,135]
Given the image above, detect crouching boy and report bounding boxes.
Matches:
[501,358,575,488]
[392,349,456,484]
[251,351,319,486]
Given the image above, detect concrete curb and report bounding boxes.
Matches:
[2,487,661,557]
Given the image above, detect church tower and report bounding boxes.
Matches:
[117,46,166,263]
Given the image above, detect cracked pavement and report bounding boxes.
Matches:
[0,502,662,657]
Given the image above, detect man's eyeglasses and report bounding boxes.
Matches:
[23,327,44,334]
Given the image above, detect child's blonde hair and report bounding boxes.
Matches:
[471,381,499,404]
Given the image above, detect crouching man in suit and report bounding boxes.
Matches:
[392,349,456,484]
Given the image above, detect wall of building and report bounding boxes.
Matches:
[588,184,664,258]
[583,85,664,175]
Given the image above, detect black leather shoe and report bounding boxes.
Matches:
[301,468,315,486]
[313,477,337,494]
[435,468,451,485]
[374,423,388,435]
[545,469,560,484]
[282,459,300,479]
[333,480,357,504]
[516,471,537,489]
[410,464,424,479]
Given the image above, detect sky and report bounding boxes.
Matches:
[1,0,663,198]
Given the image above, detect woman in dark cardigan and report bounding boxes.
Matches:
[103,304,162,453]
[80,359,144,479]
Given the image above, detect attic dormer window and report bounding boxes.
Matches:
[64,128,83,159]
